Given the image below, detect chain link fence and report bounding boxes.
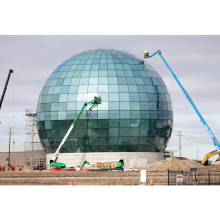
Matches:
[0,169,220,185]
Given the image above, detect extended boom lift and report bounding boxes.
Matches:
[50,96,101,167]
[144,50,220,164]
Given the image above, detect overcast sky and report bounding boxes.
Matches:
[0,35,220,161]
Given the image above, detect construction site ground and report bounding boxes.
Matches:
[1,157,220,185]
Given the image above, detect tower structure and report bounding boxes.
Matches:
[25,109,46,168]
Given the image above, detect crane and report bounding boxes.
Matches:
[0,69,14,111]
[144,50,220,165]
[50,96,101,168]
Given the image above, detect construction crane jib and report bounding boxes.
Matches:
[144,50,220,151]
[51,96,101,162]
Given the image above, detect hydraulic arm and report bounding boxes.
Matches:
[144,50,220,159]
[0,69,13,110]
[51,96,101,163]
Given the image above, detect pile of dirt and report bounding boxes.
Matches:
[145,157,204,171]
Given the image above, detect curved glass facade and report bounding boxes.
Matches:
[37,49,173,153]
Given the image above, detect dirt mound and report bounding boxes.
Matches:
[145,157,204,171]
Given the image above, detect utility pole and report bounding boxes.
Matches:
[7,127,13,163]
[177,131,182,158]
[197,151,199,161]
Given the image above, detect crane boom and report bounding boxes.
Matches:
[51,96,101,162]
[144,50,220,152]
[0,69,13,110]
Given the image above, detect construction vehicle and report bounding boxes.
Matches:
[5,158,21,171]
[49,96,101,171]
[81,159,124,171]
[144,50,220,165]
[0,69,21,171]
[0,159,21,172]
[198,150,220,165]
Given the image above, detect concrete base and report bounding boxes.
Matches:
[46,152,164,169]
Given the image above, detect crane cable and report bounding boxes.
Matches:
[13,71,14,152]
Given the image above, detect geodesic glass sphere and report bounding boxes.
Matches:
[37,49,173,153]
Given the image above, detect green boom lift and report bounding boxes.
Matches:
[50,96,101,168]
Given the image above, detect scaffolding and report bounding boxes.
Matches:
[25,109,46,168]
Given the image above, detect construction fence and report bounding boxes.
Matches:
[1,169,220,185]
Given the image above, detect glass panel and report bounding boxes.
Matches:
[138,93,148,101]
[131,111,140,118]
[98,85,108,92]
[98,111,108,119]
[78,85,88,93]
[135,78,144,84]
[89,77,98,84]
[59,94,68,102]
[53,86,62,94]
[63,78,72,86]
[51,103,58,111]
[141,111,149,119]
[56,79,64,86]
[120,111,130,119]
[127,78,136,84]
[109,93,119,101]
[58,111,66,120]
[129,93,139,102]
[120,102,130,110]
[77,94,87,102]
[149,102,157,110]
[108,77,117,84]
[128,85,138,92]
[137,85,147,93]
[61,86,70,94]
[149,111,157,119]
[99,77,108,84]
[88,85,98,93]
[140,102,149,110]
[109,128,119,136]
[79,78,89,85]
[109,85,118,93]
[118,77,127,84]
[71,78,80,85]
[58,103,67,111]
[98,102,108,110]
[109,111,119,119]
[90,71,98,77]
[51,112,58,120]
[109,102,119,110]
[118,85,128,92]
[69,86,79,93]
[119,93,129,101]
[68,94,77,102]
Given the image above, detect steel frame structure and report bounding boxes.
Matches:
[25,109,46,168]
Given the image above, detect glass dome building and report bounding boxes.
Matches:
[37,49,173,154]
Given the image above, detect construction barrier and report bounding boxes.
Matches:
[150,179,154,185]
[81,167,89,172]
[69,181,73,186]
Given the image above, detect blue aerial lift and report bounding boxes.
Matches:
[144,50,220,165]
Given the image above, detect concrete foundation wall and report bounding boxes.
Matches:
[46,152,164,169]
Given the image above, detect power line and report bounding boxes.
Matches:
[172,130,218,142]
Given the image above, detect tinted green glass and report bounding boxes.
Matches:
[37,49,173,153]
